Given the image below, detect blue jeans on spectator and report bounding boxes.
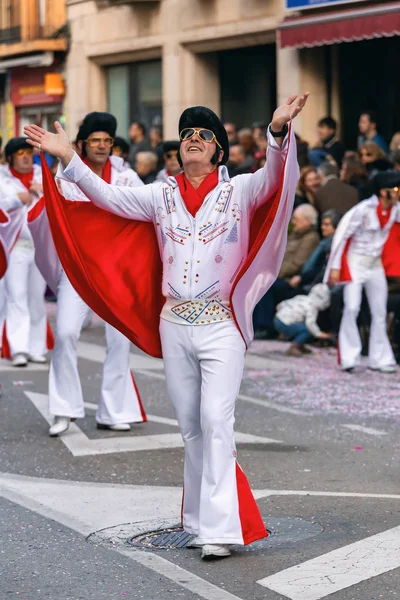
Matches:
[273,316,314,345]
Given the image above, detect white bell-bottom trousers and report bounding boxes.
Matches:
[160,318,267,546]
[49,271,146,424]
[339,260,395,369]
[4,245,47,357]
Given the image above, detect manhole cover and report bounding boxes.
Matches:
[128,516,321,550]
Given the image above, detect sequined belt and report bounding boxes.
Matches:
[161,297,232,325]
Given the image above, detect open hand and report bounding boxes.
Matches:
[272,93,309,131]
[23,121,74,165]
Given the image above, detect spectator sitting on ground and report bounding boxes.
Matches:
[112,136,131,169]
[289,209,342,294]
[294,166,321,210]
[359,140,392,179]
[228,144,254,177]
[128,121,150,167]
[309,116,345,168]
[274,283,331,357]
[156,141,182,183]
[253,204,320,339]
[315,161,359,215]
[237,128,256,157]
[357,110,388,153]
[135,151,159,184]
[339,155,369,199]
[224,122,238,146]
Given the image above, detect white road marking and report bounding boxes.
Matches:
[342,424,388,436]
[24,392,282,456]
[238,393,308,416]
[83,401,179,427]
[254,489,400,500]
[257,525,400,600]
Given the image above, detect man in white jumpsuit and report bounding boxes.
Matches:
[326,171,400,372]
[48,112,147,436]
[25,94,307,559]
[0,138,47,367]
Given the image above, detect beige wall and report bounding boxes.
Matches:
[65,0,283,137]
[66,0,335,141]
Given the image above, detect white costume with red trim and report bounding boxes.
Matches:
[56,128,298,545]
[324,196,400,369]
[0,165,47,358]
[48,156,146,424]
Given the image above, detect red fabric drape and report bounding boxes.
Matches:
[10,167,34,191]
[175,169,219,217]
[41,155,164,358]
[383,223,400,277]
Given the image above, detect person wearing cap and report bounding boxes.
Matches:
[0,137,48,367]
[45,112,147,437]
[325,171,400,373]
[156,141,182,183]
[25,93,308,559]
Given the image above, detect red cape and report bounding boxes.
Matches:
[42,156,164,358]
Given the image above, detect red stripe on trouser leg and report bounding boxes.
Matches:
[2,324,11,359]
[130,372,147,422]
[236,463,268,545]
[46,321,55,350]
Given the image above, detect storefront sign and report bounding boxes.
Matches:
[286,0,365,10]
[11,67,65,107]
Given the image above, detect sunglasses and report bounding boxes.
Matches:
[15,148,33,157]
[382,187,399,195]
[360,152,373,157]
[84,137,114,148]
[165,151,178,159]
[179,128,222,149]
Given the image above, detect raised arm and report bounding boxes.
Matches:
[236,94,308,211]
[24,122,154,222]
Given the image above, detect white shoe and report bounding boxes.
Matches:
[49,417,70,437]
[370,365,397,373]
[187,537,203,548]
[201,544,231,560]
[96,422,131,431]
[12,354,28,367]
[29,354,47,364]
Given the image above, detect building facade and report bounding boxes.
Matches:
[0,0,68,144]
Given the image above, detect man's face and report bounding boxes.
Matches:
[237,133,253,153]
[229,145,245,166]
[224,123,236,145]
[179,129,222,170]
[359,114,372,135]
[135,156,152,177]
[321,217,335,238]
[12,148,34,173]
[80,131,112,166]
[129,123,141,142]
[317,125,334,142]
[291,210,311,233]
[164,150,180,175]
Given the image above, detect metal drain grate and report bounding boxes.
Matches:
[128,525,195,549]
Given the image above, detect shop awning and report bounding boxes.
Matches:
[279,2,400,48]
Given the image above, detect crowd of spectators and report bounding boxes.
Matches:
[112,112,400,361]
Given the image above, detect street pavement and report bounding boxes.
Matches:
[1,308,399,600]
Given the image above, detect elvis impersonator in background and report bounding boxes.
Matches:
[27,112,147,437]
[325,171,400,373]
[24,92,308,560]
[0,137,48,367]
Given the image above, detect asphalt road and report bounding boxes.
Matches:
[1,310,399,600]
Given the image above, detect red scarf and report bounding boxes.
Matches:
[83,157,112,183]
[10,166,34,190]
[175,169,219,217]
[377,203,392,229]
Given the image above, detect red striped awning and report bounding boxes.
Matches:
[279,2,400,48]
